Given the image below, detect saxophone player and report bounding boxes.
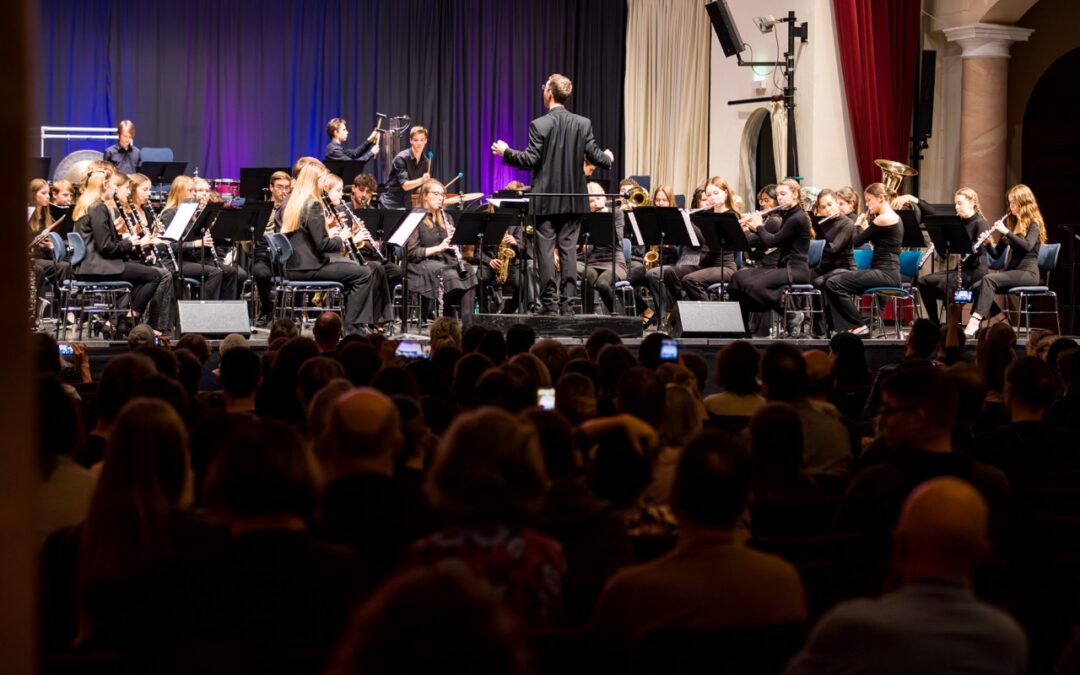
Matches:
[476,209,524,315]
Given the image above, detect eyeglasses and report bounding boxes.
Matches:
[428,191,445,197]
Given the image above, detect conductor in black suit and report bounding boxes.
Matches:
[493,74,613,315]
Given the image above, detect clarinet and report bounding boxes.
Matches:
[145,199,179,273]
[346,204,386,262]
[118,200,149,264]
[321,191,363,263]
[441,209,469,277]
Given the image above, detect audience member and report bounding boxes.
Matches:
[37,375,93,542]
[74,353,157,468]
[338,341,382,387]
[584,328,622,361]
[505,323,537,357]
[555,372,598,426]
[703,341,765,419]
[428,316,462,354]
[371,365,422,400]
[313,311,344,354]
[530,339,570,382]
[750,403,818,500]
[478,329,508,365]
[297,356,347,412]
[508,352,552,388]
[1050,348,1080,436]
[863,319,941,420]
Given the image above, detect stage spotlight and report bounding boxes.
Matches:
[754,15,777,34]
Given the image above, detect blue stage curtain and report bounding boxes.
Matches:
[36,0,625,192]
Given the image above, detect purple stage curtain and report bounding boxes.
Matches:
[832,0,921,187]
[36,0,625,193]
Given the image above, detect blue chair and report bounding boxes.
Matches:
[706,252,745,300]
[629,175,651,192]
[58,232,134,340]
[140,147,174,162]
[853,246,872,271]
[265,232,345,328]
[779,239,828,338]
[861,250,923,338]
[1006,243,1061,336]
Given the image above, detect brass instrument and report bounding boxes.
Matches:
[875,159,918,194]
[623,186,650,208]
[495,234,515,285]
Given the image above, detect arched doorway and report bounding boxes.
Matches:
[738,108,778,207]
[1022,47,1080,334]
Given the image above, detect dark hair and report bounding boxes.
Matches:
[172,349,203,402]
[521,408,578,478]
[37,375,81,479]
[829,332,872,386]
[588,427,652,508]
[270,319,300,343]
[638,333,670,369]
[977,337,1015,393]
[749,403,804,497]
[259,337,319,423]
[338,342,382,387]
[452,353,496,409]
[461,325,488,353]
[175,333,211,364]
[132,345,179,380]
[406,360,452,403]
[717,341,760,395]
[680,352,708,396]
[371,365,421,400]
[96,353,157,423]
[597,344,637,396]
[947,362,988,431]
[204,419,319,520]
[33,332,62,377]
[297,357,347,406]
[313,312,343,347]
[530,339,570,382]
[1048,339,1080,375]
[671,429,749,528]
[555,372,597,426]
[907,319,940,358]
[507,352,552,389]
[132,374,191,423]
[220,346,262,398]
[477,330,507,366]
[615,367,665,428]
[1006,355,1057,410]
[505,324,537,357]
[761,343,807,402]
[881,365,958,430]
[562,358,603,394]
[352,173,377,192]
[585,328,622,361]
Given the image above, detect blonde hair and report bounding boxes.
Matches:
[1006,184,1048,243]
[707,176,741,217]
[546,74,573,104]
[320,173,343,193]
[164,175,195,211]
[954,187,985,220]
[291,156,325,179]
[409,126,429,140]
[863,182,896,202]
[73,167,114,221]
[282,163,328,234]
[419,180,446,230]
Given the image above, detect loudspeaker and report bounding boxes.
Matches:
[674,301,745,338]
[705,1,745,59]
[177,301,251,338]
[915,50,936,140]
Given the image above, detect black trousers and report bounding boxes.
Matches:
[364,260,394,324]
[812,266,852,332]
[585,265,624,314]
[478,262,522,313]
[824,269,900,331]
[918,268,985,324]
[92,262,165,315]
[627,261,650,314]
[253,252,274,317]
[180,262,224,300]
[288,261,374,333]
[534,214,579,312]
[972,268,1038,318]
[33,259,70,294]
[681,265,737,300]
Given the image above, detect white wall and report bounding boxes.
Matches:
[708,0,859,197]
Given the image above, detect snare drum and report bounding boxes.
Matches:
[213,179,240,204]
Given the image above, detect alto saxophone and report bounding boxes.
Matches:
[495,235,515,285]
[643,246,660,271]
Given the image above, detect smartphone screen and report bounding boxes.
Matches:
[58,343,74,356]
[953,289,973,304]
[537,387,556,410]
[660,338,679,361]
[395,341,427,359]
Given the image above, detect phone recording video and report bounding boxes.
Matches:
[660,338,679,361]
[537,387,556,410]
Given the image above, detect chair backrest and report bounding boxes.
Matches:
[1038,243,1060,276]
[66,232,86,266]
[263,233,279,264]
[48,232,67,264]
[629,175,651,192]
[622,238,632,264]
[140,147,174,162]
[899,249,922,280]
[271,232,294,265]
[675,194,685,209]
[735,251,744,269]
[806,238,826,269]
[853,246,872,271]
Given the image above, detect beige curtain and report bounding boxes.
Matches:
[623,0,711,201]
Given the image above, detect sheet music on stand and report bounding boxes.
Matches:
[388,209,428,247]
[163,202,200,241]
[626,209,699,247]
[487,197,529,208]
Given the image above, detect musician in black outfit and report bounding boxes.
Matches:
[807,189,855,334]
[824,183,903,336]
[158,176,226,300]
[251,171,292,325]
[323,117,380,164]
[894,187,989,326]
[72,168,164,332]
[347,172,404,298]
[579,182,626,314]
[493,73,614,315]
[728,179,812,336]
[739,186,786,336]
[282,163,376,335]
[102,120,141,175]
[405,180,478,319]
[379,126,431,209]
[672,177,740,301]
[964,184,1046,337]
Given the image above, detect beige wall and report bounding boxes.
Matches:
[707,0,859,198]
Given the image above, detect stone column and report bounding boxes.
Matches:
[943,23,1033,219]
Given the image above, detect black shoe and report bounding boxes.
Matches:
[115,316,133,340]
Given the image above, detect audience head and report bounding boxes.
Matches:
[371,365,421,401]
[615,367,665,429]
[597,344,637,396]
[893,477,990,581]
[219,333,249,356]
[828,332,872,385]
[313,312,344,352]
[1005,355,1057,418]
[977,334,1016,393]
[426,407,548,522]
[171,349,203,401]
[323,388,403,473]
[429,317,462,353]
[588,426,652,509]
[530,339,569,382]
[663,382,703,448]
[132,345,179,380]
[132,374,191,423]
[297,357,347,409]
[1047,338,1080,376]
[505,323,536,357]
[452,353,496,409]
[37,375,82,479]
[585,329,622,362]
[671,429,749,530]
[716,340,760,395]
[477,329,507,366]
[946,363,988,434]
[218,346,261,400]
[761,343,808,402]
[804,349,836,399]
[880,365,958,450]
[906,319,940,359]
[96,353,157,428]
[461,325,488,353]
[637,333,671,370]
[126,324,156,350]
[749,403,805,496]
[679,352,708,397]
[1060,348,1080,395]
[306,378,353,448]
[521,409,579,479]
[338,342,382,387]
[176,333,211,365]
[555,372,597,425]
[269,319,300,343]
[507,352,552,389]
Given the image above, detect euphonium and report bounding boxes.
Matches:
[495,236,515,285]
[874,159,918,194]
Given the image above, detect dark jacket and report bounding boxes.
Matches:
[74,201,131,275]
[285,199,344,271]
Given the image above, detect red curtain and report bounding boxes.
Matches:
[833,0,922,188]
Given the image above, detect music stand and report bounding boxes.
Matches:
[628,207,697,320]
[923,213,975,324]
[213,203,272,326]
[386,209,428,334]
[141,161,189,197]
[570,211,615,314]
[453,211,514,313]
[898,210,926,249]
[324,161,370,190]
[239,167,291,203]
[489,194,530,313]
[184,203,224,291]
[691,211,747,300]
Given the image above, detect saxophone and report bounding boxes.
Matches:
[495,235,515,285]
[643,246,660,271]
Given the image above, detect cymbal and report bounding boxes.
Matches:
[459,192,484,202]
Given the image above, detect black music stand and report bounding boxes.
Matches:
[453,211,514,313]
[691,211,747,300]
[386,209,427,334]
[141,161,189,197]
[239,167,291,203]
[324,161,371,190]
[572,211,616,314]
[182,202,224,292]
[923,214,975,324]
[213,203,273,326]
[629,207,696,320]
[898,210,926,249]
[490,194,530,313]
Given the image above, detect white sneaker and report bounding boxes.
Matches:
[964,315,982,337]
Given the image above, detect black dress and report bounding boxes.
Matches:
[824,216,903,331]
[917,213,989,324]
[728,204,812,331]
[73,201,164,315]
[405,212,478,317]
[971,221,1042,318]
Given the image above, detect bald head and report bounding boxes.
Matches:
[327,387,403,466]
[894,477,990,581]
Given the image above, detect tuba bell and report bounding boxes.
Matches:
[874,159,918,194]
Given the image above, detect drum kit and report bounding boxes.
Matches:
[211,178,240,204]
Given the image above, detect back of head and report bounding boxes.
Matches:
[505,323,536,357]
[680,353,708,396]
[338,342,382,387]
[663,383,703,448]
[507,352,552,389]
[297,356,347,406]
[761,343,807,402]
[716,340,761,395]
[562,358,602,393]
[477,330,507,366]
[326,387,402,464]
[452,352,496,408]
[882,365,959,438]
[38,374,82,479]
[803,349,835,398]
[312,311,343,350]
[406,359,452,402]
[749,403,804,491]
[219,333,249,356]
[204,418,320,522]
[307,378,354,446]
[461,325,488,353]
[587,426,652,508]
[907,319,940,358]
[671,429,749,529]
[977,337,1016,392]
[530,339,570,382]
[33,332,62,377]
[269,318,299,343]
[829,332,871,385]
[220,346,262,399]
[429,317,463,350]
[1006,355,1057,412]
[132,374,191,422]
[521,409,578,479]
[328,566,529,675]
[555,372,597,425]
[426,407,547,521]
[175,333,211,364]
[946,363,988,431]
[172,349,203,400]
[96,353,158,425]
[638,333,670,369]
[615,367,665,429]
[585,328,622,361]
[372,365,421,400]
[126,324,156,350]
[597,344,638,395]
[894,477,989,580]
